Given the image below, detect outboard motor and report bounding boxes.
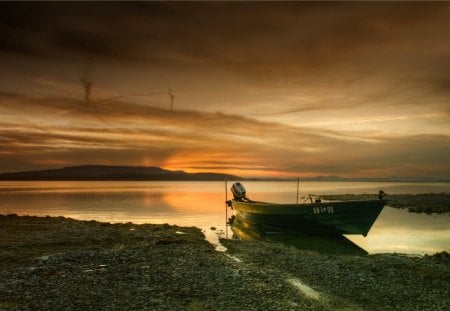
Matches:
[231,182,246,200]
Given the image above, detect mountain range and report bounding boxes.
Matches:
[0,166,447,182]
[0,165,239,181]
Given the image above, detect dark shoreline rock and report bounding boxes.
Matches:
[320,193,450,214]
[1,215,449,310]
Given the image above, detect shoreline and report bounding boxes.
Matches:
[1,215,449,310]
[320,193,450,214]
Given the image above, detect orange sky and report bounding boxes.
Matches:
[0,2,449,178]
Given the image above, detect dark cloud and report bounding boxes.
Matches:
[1,3,449,101]
[1,3,448,61]
[0,3,449,177]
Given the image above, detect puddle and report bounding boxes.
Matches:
[215,243,228,252]
[201,226,245,261]
[226,254,243,263]
[202,225,230,252]
[287,277,321,300]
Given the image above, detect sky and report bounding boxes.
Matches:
[0,2,449,178]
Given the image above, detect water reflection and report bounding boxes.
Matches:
[346,207,450,254]
[164,191,224,214]
[0,180,448,254]
[230,216,368,256]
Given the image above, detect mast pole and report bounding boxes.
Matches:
[225,179,228,238]
[296,177,300,204]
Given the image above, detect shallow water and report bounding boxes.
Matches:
[0,180,448,254]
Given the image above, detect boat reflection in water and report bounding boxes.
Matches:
[228,182,387,256]
[230,213,368,256]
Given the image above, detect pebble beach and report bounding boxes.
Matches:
[1,214,449,310]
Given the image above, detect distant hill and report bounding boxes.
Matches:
[298,175,450,182]
[246,175,450,182]
[0,165,240,181]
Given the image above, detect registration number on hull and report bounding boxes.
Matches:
[313,206,334,214]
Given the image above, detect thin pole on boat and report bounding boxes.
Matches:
[225,179,228,238]
[296,177,300,204]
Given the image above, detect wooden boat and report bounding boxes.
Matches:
[227,182,386,237]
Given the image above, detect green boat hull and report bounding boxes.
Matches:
[230,199,386,236]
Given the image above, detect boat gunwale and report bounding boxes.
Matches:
[231,198,387,208]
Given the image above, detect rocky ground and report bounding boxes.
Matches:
[221,239,450,311]
[320,193,450,214]
[1,215,449,310]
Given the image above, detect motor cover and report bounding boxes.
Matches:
[231,182,246,199]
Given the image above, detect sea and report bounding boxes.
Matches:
[1,180,449,255]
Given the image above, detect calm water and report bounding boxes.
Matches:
[0,180,449,255]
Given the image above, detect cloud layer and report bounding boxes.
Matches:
[1,92,449,178]
[0,2,449,178]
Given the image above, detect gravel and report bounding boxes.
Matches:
[221,239,450,311]
[1,214,449,310]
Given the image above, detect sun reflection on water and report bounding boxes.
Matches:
[0,180,448,254]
